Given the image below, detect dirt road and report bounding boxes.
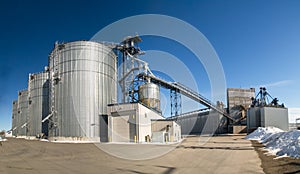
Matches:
[0,135,263,174]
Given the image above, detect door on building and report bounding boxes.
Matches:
[100,115,108,142]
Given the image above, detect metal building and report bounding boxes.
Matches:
[48,41,117,141]
[247,107,289,131]
[11,100,18,136]
[227,88,255,133]
[247,87,289,132]
[175,110,227,135]
[17,90,29,136]
[227,88,255,112]
[28,71,49,137]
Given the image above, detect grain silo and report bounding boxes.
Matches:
[138,83,161,112]
[11,100,18,136]
[17,90,29,136]
[48,41,117,141]
[28,71,49,137]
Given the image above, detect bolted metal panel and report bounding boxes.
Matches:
[260,107,289,131]
[12,100,18,136]
[28,72,49,136]
[48,41,117,139]
[17,90,29,136]
[138,83,160,111]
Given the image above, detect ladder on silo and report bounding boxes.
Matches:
[47,43,62,136]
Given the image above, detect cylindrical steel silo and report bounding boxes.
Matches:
[138,83,161,112]
[28,71,49,137]
[48,41,117,141]
[17,90,29,136]
[12,100,18,136]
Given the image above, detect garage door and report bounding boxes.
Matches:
[113,116,130,142]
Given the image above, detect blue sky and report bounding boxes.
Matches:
[1,0,300,130]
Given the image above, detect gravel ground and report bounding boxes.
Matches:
[0,136,263,174]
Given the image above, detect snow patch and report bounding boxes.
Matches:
[0,138,8,142]
[40,139,49,142]
[246,127,300,158]
[245,127,283,140]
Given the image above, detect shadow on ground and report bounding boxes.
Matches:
[116,165,176,174]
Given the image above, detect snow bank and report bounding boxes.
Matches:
[245,127,283,140]
[0,137,8,142]
[246,127,300,158]
[40,139,49,142]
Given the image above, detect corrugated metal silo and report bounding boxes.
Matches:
[28,71,49,137]
[138,83,161,112]
[48,41,117,141]
[17,90,29,136]
[12,100,18,136]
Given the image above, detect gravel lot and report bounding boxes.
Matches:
[0,135,263,174]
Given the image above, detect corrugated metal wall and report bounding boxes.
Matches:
[138,83,160,112]
[17,90,29,136]
[48,41,117,139]
[175,111,227,135]
[11,100,18,136]
[28,72,49,136]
